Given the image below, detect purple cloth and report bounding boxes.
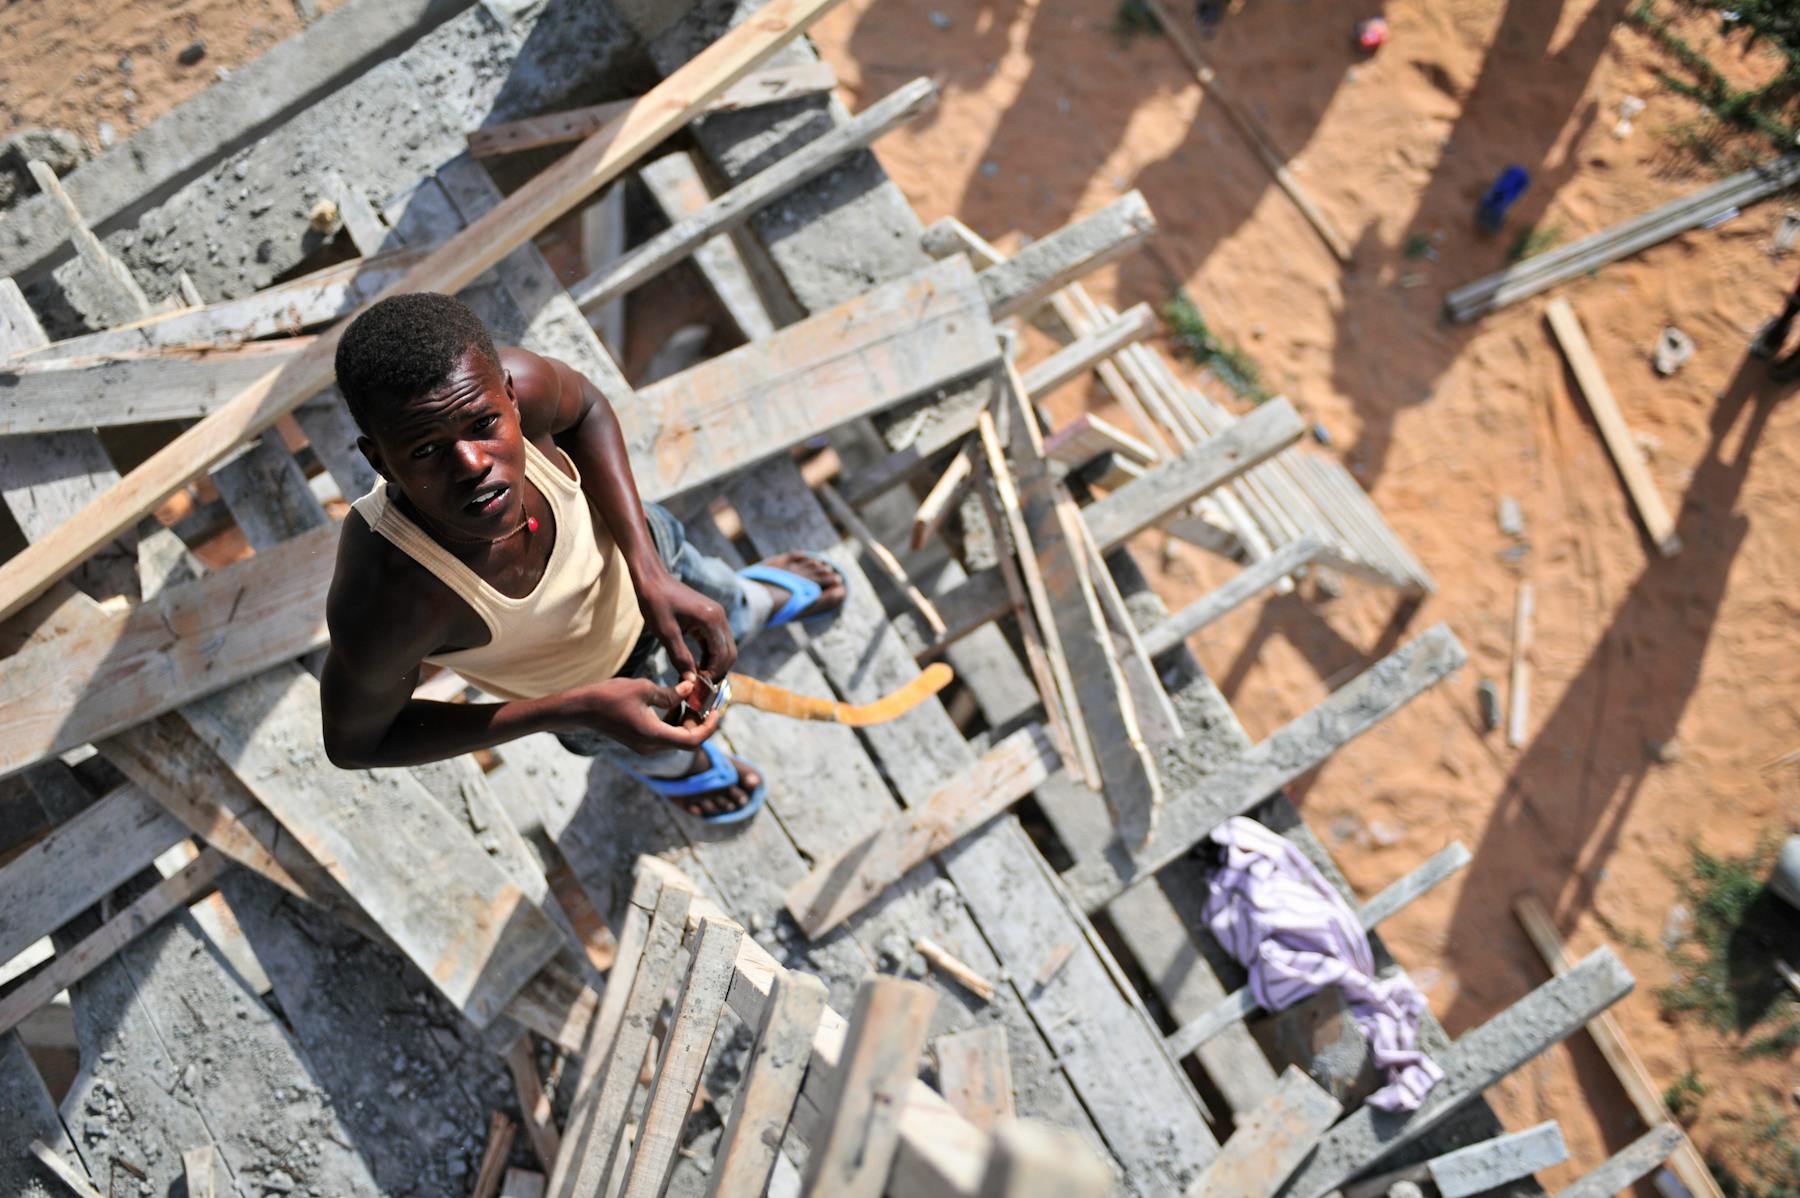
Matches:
[1203,817,1443,1111]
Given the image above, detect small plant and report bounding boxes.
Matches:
[1630,0,1800,159]
[1664,1069,1707,1123]
[1507,222,1564,263]
[1162,290,1270,403]
[1656,840,1799,1034]
[1402,233,1435,260]
[1711,1102,1800,1198]
[1113,0,1164,39]
[1742,1018,1800,1059]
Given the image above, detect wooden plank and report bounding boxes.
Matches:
[704,969,828,1198]
[25,160,151,318]
[551,881,694,1198]
[181,1145,228,1198]
[619,917,745,1198]
[1545,298,1681,556]
[932,1026,1015,1132]
[640,150,777,341]
[1277,947,1635,1198]
[974,1120,1113,1198]
[819,480,946,639]
[0,0,849,624]
[916,937,998,1002]
[1514,895,1724,1198]
[0,849,227,1038]
[1,1030,83,1198]
[1064,623,1468,911]
[1006,364,1162,845]
[1022,302,1156,398]
[1428,1122,1569,1198]
[1139,0,1353,264]
[1141,535,1326,656]
[911,437,976,551]
[176,664,563,1024]
[502,1169,549,1198]
[977,192,1156,320]
[1554,1124,1685,1198]
[1043,412,1157,474]
[506,1034,563,1172]
[1077,511,1183,745]
[572,76,937,311]
[28,1140,103,1198]
[799,976,938,1198]
[784,725,1058,937]
[1186,1066,1342,1198]
[1508,579,1535,748]
[1082,397,1306,551]
[0,338,313,434]
[473,1112,520,1198]
[0,781,186,966]
[467,62,839,158]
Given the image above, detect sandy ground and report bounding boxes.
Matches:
[810,0,1800,1186]
[3,0,1796,1190]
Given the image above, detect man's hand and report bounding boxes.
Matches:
[567,676,724,755]
[635,566,737,683]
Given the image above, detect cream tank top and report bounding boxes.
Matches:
[351,440,645,701]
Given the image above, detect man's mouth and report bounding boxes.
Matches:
[463,483,509,517]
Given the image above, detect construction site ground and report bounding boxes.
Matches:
[2,0,1797,1192]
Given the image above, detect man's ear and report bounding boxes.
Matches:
[503,369,518,409]
[357,435,394,486]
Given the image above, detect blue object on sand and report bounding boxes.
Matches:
[1477,165,1531,232]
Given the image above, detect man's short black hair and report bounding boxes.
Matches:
[335,292,501,434]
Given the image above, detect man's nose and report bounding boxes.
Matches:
[451,439,489,477]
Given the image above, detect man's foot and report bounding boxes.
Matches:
[1752,318,1794,360]
[749,552,848,622]
[667,747,761,819]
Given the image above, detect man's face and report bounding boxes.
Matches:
[358,347,529,542]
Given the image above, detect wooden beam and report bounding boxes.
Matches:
[0,781,186,967]
[911,438,976,550]
[639,150,777,341]
[1514,895,1723,1198]
[472,1112,519,1198]
[783,726,1058,937]
[181,1145,228,1198]
[1062,623,1468,911]
[1141,535,1326,656]
[799,976,938,1198]
[29,1138,105,1198]
[915,937,998,1003]
[1043,412,1157,475]
[571,77,937,311]
[1508,579,1535,748]
[1184,1066,1341,1198]
[1554,1124,1685,1198]
[932,1027,1015,1132]
[618,917,744,1198]
[466,62,839,158]
[1022,302,1156,398]
[1545,298,1681,556]
[0,0,850,623]
[1138,0,1353,264]
[819,481,947,640]
[504,1034,562,1173]
[974,1121,1113,1198]
[26,161,151,319]
[978,192,1156,320]
[1278,948,1636,1198]
[0,849,228,1039]
[501,1169,548,1198]
[704,970,828,1198]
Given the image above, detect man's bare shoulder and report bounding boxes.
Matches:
[326,510,460,666]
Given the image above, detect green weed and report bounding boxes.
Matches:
[1402,233,1434,260]
[1742,1018,1800,1059]
[1113,0,1164,39]
[1507,222,1565,263]
[1630,0,1800,157]
[1664,1069,1708,1123]
[1656,840,1799,1035]
[1162,290,1270,403]
[1711,1102,1800,1198]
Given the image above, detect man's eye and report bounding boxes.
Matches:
[474,414,499,432]
[410,443,438,460]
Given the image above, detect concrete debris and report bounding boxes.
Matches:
[1497,495,1523,537]
[1654,326,1695,376]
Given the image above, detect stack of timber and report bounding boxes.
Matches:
[0,2,1654,1196]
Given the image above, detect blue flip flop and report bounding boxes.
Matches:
[738,555,846,629]
[625,739,767,825]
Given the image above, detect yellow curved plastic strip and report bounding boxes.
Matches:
[727,663,953,726]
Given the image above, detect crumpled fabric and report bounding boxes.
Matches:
[1202,816,1444,1111]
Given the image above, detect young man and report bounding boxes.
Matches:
[320,292,845,822]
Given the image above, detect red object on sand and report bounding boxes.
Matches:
[1356,16,1388,51]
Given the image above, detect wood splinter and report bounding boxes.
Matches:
[914,937,997,1003]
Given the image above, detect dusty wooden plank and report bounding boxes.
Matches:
[467,62,839,158]
[182,1145,228,1198]
[26,160,151,318]
[1545,298,1681,556]
[0,782,186,966]
[705,969,828,1198]
[783,726,1057,938]
[620,917,745,1198]
[640,150,777,341]
[506,1034,563,1173]
[0,0,849,623]
[1186,1066,1341,1198]
[1142,535,1326,657]
[0,339,314,435]
[1043,412,1157,474]
[472,1112,519,1198]
[502,1169,549,1198]
[1515,895,1722,1198]
[551,882,693,1198]
[800,976,938,1197]
[819,480,947,639]
[911,438,977,551]
[974,1120,1114,1198]
[1023,302,1155,398]
[977,192,1156,319]
[1427,1122,1569,1198]
[1082,397,1306,551]
[177,664,563,1024]
[2,1031,82,1198]
[573,77,937,310]
[1276,948,1636,1198]
[1553,1124,1684,1198]
[932,1026,1015,1132]
[1508,579,1535,748]
[1078,512,1183,745]
[27,1140,103,1198]
[1065,623,1469,911]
